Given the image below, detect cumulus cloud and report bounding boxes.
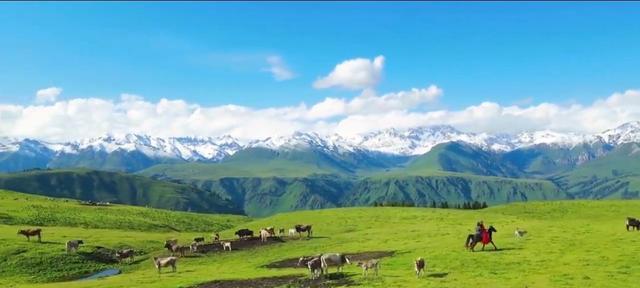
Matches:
[308,85,443,119]
[264,55,295,81]
[313,55,384,90]
[35,87,63,103]
[2,88,640,142]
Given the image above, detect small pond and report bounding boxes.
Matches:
[77,268,121,281]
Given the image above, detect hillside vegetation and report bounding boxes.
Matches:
[0,169,241,214]
[1,189,639,287]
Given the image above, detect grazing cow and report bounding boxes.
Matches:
[307,258,323,279]
[153,256,177,274]
[298,256,314,267]
[514,228,527,238]
[212,233,220,242]
[415,257,426,277]
[288,228,296,237]
[190,241,200,253]
[193,236,205,243]
[626,217,640,231]
[260,229,271,242]
[115,249,135,263]
[320,253,350,274]
[164,243,190,257]
[221,241,232,251]
[234,229,254,239]
[17,228,42,242]
[295,224,313,238]
[165,239,178,247]
[356,259,380,277]
[278,228,285,236]
[265,227,276,236]
[66,240,84,253]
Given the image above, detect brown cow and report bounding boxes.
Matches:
[415,257,426,277]
[295,224,313,238]
[164,243,190,257]
[17,228,42,242]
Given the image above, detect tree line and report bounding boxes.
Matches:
[372,200,488,210]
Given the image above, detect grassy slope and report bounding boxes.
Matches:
[551,143,640,199]
[345,172,567,206]
[139,148,350,180]
[401,142,520,177]
[0,169,241,214]
[2,189,640,288]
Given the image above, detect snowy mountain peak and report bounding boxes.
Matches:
[599,121,640,145]
[3,121,640,161]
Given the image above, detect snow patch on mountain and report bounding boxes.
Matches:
[2,121,640,160]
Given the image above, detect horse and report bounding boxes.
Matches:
[465,225,498,251]
[17,228,42,242]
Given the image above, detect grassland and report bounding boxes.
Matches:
[1,189,640,287]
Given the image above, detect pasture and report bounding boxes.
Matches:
[1,189,639,287]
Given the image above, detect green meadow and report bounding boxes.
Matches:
[1,189,639,288]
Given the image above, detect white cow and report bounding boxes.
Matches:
[153,256,177,273]
[320,253,350,274]
[514,228,527,238]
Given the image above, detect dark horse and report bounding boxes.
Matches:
[465,226,497,251]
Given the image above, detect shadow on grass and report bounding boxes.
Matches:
[427,272,449,278]
[470,247,521,253]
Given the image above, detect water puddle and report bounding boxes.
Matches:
[77,268,121,281]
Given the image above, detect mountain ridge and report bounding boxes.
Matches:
[1,121,639,172]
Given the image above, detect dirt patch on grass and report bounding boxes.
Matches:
[264,250,395,269]
[196,273,355,288]
[190,236,286,254]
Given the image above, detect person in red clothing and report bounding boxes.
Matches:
[481,222,490,244]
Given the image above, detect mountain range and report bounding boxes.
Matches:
[1,122,640,216]
[1,121,639,173]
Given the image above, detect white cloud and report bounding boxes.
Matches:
[308,85,443,119]
[264,56,295,81]
[313,55,385,90]
[2,88,640,142]
[35,87,63,103]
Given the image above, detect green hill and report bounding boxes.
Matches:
[502,142,613,177]
[402,142,520,177]
[550,143,640,199]
[343,173,568,206]
[1,189,639,287]
[0,169,241,214]
[48,150,184,173]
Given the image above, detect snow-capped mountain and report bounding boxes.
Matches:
[248,131,358,154]
[346,125,517,155]
[598,121,640,145]
[0,133,243,162]
[2,121,640,172]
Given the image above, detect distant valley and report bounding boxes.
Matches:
[2,122,640,216]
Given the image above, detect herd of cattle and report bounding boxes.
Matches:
[15,216,640,281]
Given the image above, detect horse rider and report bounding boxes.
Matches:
[475,220,486,242]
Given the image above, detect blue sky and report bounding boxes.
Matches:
[1,2,639,108]
[1,2,640,140]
